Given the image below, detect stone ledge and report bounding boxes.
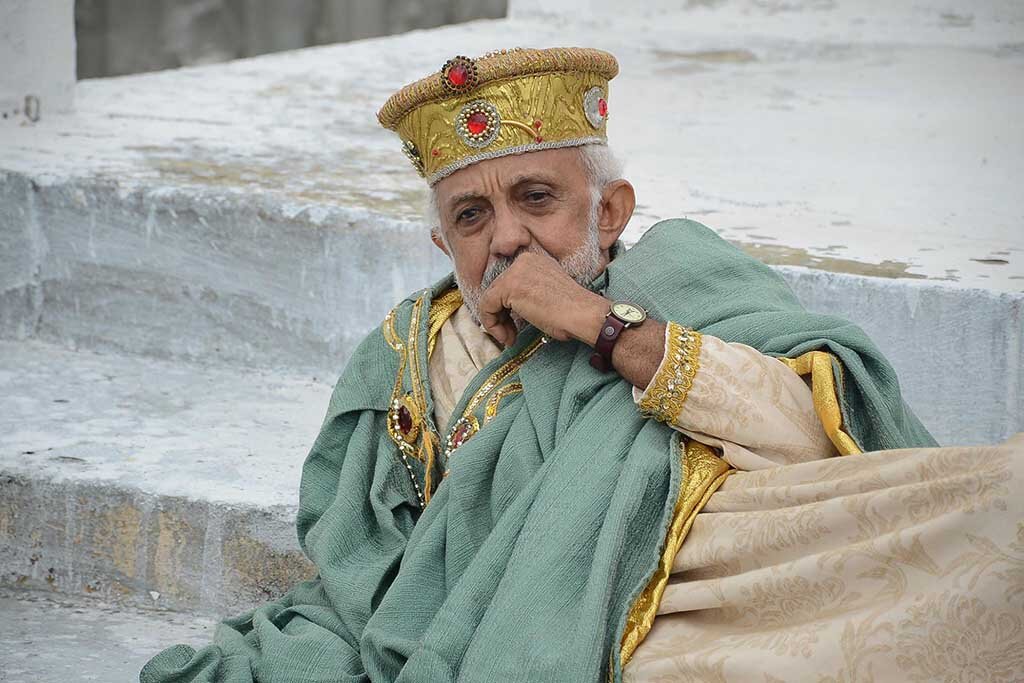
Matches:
[777,266,1023,446]
[0,459,317,618]
[0,171,449,377]
[0,339,322,614]
[1,472,312,617]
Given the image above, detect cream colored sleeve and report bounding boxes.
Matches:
[634,323,838,470]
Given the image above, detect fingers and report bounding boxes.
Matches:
[479,280,518,348]
[480,309,516,348]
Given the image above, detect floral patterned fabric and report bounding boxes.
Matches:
[629,334,1024,681]
[623,435,1024,682]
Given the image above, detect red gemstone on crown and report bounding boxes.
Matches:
[532,119,542,129]
[598,98,608,117]
[397,405,413,435]
[448,64,469,87]
[467,112,489,135]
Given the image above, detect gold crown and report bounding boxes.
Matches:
[377,47,618,185]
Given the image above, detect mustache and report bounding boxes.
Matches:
[480,249,528,291]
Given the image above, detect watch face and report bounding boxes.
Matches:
[612,301,646,324]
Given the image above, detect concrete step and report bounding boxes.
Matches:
[0,339,325,616]
[0,586,214,683]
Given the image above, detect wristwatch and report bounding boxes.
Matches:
[589,301,647,372]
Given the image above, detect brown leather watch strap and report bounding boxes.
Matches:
[589,313,625,372]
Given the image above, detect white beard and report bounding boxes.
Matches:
[455,208,604,329]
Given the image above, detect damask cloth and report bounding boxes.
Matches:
[625,435,1024,682]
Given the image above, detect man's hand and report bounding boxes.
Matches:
[477,250,667,393]
[477,251,608,348]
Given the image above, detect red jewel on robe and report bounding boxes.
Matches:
[447,63,469,87]
[397,405,414,435]
[467,112,489,135]
[451,422,471,449]
[598,98,608,117]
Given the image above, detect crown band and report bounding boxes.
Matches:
[378,47,618,184]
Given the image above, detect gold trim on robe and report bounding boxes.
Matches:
[618,439,732,667]
[778,351,862,456]
[427,287,464,358]
[637,322,702,424]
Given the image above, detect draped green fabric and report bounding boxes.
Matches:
[141,219,935,683]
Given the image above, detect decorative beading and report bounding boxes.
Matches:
[378,47,618,129]
[440,55,479,95]
[583,85,608,128]
[638,322,702,423]
[384,297,429,508]
[442,336,545,462]
[455,99,501,148]
[426,136,605,185]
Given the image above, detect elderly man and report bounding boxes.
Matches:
[143,48,1024,683]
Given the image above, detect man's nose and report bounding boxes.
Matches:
[489,205,531,258]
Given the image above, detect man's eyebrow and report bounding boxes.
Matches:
[444,173,562,211]
[445,191,486,211]
[508,172,561,187]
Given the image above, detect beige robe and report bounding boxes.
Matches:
[428,307,1024,682]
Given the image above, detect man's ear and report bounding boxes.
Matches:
[431,228,450,256]
[596,179,636,251]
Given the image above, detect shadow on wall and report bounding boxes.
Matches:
[75,0,508,78]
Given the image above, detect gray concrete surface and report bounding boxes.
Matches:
[75,0,507,79]
[0,587,215,682]
[779,266,1022,446]
[0,170,450,374]
[0,339,320,615]
[0,0,75,123]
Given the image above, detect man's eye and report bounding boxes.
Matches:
[525,191,549,203]
[458,208,480,223]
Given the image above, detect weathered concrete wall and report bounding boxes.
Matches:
[4,176,448,374]
[0,473,312,615]
[0,0,76,121]
[75,0,507,78]
[778,266,1023,446]
[0,173,45,338]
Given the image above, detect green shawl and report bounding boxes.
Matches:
[141,219,935,683]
